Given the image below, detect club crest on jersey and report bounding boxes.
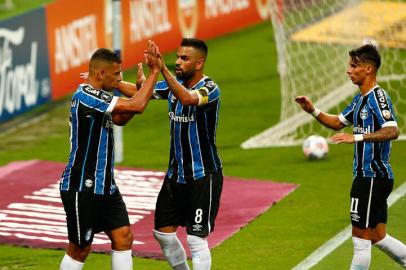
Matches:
[85,179,93,188]
[382,109,391,120]
[360,108,368,120]
[170,94,176,103]
[104,115,113,129]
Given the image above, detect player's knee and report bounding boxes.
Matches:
[153,229,176,248]
[352,237,372,257]
[121,230,134,249]
[370,224,387,244]
[153,230,187,267]
[124,230,134,248]
[187,235,211,268]
[111,229,133,250]
[186,235,208,253]
[67,243,91,262]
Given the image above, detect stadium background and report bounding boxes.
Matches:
[0,0,405,269]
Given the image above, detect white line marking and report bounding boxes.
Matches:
[292,181,406,270]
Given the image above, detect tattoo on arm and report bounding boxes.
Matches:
[363,126,399,142]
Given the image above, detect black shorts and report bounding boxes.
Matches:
[154,170,223,237]
[350,177,393,228]
[60,189,130,247]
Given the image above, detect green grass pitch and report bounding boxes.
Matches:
[1,3,406,270]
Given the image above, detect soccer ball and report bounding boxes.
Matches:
[302,135,329,160]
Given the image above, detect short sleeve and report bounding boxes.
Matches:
[339,94,360,126]
[153,80,170,100]
[199,79,220,104]
[77,85,117,114]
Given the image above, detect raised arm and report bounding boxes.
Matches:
[116,81,138,98]
[295,96,345,131]
[115,63,146,97]
[111,41,162,126]
[161,63,200,106]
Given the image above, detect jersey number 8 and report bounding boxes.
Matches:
[195,209,203,224]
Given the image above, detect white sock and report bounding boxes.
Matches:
[112,250,133,270]
[187,235,211,270]
[350,237,371,270]
[60,254,84,270]
[153,230,190,270]
[375,234,406,268]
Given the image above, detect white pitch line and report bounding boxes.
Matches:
[292,181,406,270]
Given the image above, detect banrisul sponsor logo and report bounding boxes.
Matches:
[169,112,195,123]
[353,125,371,135]
[0,27,50,120]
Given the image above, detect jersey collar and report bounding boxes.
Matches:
[189,75,208,90]
[362,84,379,97]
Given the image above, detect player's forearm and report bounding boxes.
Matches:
[113,70,159,114]
[112,113,134,126]
[117,81,138,97]
[161,65,198,105]
[129,69,160,112]
[314,112,345,131]
[363,126,399,142]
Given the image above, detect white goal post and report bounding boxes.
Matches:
[242,0,406,149]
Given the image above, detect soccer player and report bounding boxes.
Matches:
[295,44,406,269]
[59,41,162,270]
[153,38,222,270]
[116,38,222,270]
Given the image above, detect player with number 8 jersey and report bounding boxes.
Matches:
[153,38,223,270]
[115,38,222,270]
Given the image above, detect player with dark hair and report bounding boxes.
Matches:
[115,38,222,270]
[153,37,222,270]
[295,44,406,269]
[59,41,162,270]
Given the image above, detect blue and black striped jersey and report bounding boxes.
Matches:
[153,76,222,184]
[339,86,397,179]
[60,84,118,195]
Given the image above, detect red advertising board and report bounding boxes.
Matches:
[120,0,271,69]
[120,0,183,69]
[44,0,271,99]
[45,0,107,100]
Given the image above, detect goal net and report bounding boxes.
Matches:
[241,0,406,148]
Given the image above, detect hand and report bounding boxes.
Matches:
[295,96,315,114]
[136,63,146,89]
[144,40,162,73]
[80,72,89,80]
[328,132,355,144]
